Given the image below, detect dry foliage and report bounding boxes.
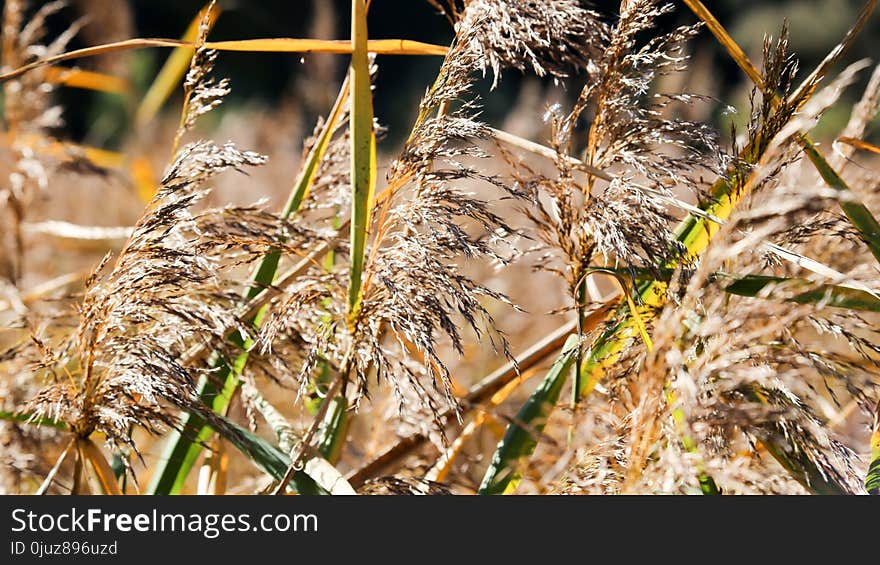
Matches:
[1,0,879,495]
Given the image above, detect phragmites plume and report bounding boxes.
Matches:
[558,28,880,494]
[180,3,229,135]
[454,0,606,86]
[513,0,731,303]
[616,185,878,494]
[8,3,325,474]
[258,0,611,427]
[20,135,284,453]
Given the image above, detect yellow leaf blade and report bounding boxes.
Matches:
[0,39,447,83]
[837,136,880,155]
[132,155,158,203]
[1,132,125,169]
[81,439,122,495]
[205,38,447,56]
[45,67,130,94]
[681,0,763,88]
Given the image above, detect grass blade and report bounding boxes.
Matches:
[0,39,447,83]
[347,0,376,319]
[681,0,877,100]
[868,404,880,494]
[0,410,68,430]
[284,76,351,219]
[205,38,447,55]
[206,411,327,495]
[301,456,357,495]
[45,67,129,95]
[478,334,580,495]
[799,141,880,264]
[35,439,74,495]
[81,438,122,495]
[596,268,880,313]
[132,156,159,204]
[680,0,762,85]
[240,382,354,494]
[0,132,126,169]
[252,382,353,489]
[837,136,880,156]
[146,364,236,494]
[722,274,880,312]
[316,396,350,465]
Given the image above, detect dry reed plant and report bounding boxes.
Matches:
[1,0,879,495]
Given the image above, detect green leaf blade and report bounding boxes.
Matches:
[478,334,580,495]
[800,139,880,265]
[207,413,327,495]
[316,396,350,465]
[347,0,376,319]
[867,416,880,494]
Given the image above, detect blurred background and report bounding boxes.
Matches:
[3,0,879,149]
